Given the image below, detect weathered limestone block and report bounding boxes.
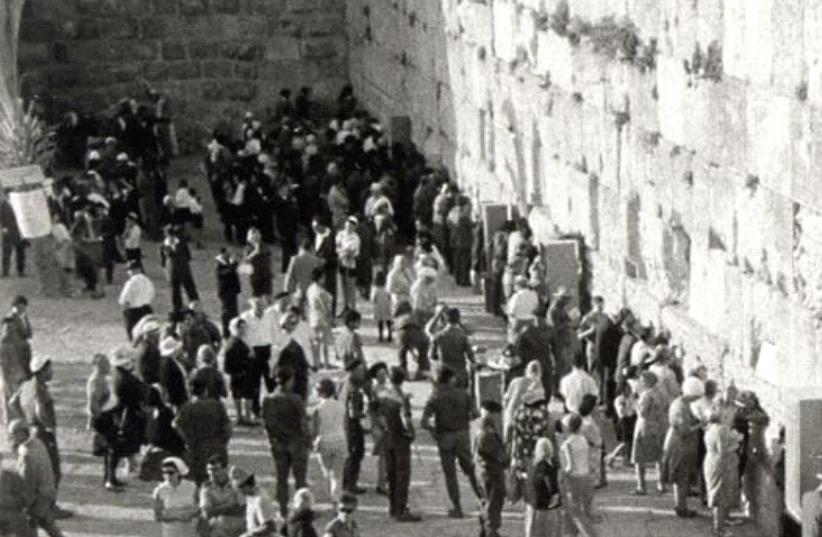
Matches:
[627,0,661,40]
[771,0,806,96]
[492,1,516,62]
[162,41,188,61]
[264,36,300,62]
[743,0,774,87]
[656,55,688,145]
[696,0,722,48]
[626,68,658,134]
[536,29,573,91]
[806,0,822,107]
[746,89,793,197]
[792,106,822,209]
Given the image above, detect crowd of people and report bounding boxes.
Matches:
[0,81,780,537]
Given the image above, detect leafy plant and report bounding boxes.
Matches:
[550,1,570,36]
[0,98,55,170]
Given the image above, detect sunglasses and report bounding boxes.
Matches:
[338,507,355,514]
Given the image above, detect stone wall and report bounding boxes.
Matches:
[19,0,348,150]
[347,0,822,532]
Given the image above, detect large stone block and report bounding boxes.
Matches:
[743,0,774,86]
[20,19,59,43]
[300,36,344,60]
[76,0,151,16]
[221,41,264,61]
[656,55,688,145]
[696,0,723,46]
[201,60,235,78]
[264,36,301,61]
[771,0,805,96]
[188,41,220,60]
[536,29,573,91]
[99,17,140,39]
[806,0,822,107]
[492,1,516,62]
[162,41,188,61]
[627,0,661,39]
[180,0,209,16]
[746,88,793,197]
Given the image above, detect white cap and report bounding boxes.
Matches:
[159,336,183,358]
[30,355,51,373]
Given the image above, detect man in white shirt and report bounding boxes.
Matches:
[239,297,276,418]
[335,216,361,314]
[118,260,155,340]
[506,275,539,343]
[559,352,599,414]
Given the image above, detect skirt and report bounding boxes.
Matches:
[632,427,664,465]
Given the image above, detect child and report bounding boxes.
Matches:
[474,413,508,537]
[606,380,637,468]
[335,310,365,371]
[525,438,561,537]
[371,270,393,342]
[578,393,606,489]
[289,488,318,537]
[312,378,347,502]
[323,492,360,537]
[188,187,204,249]
[306,267,334,369]
[560,414,600,535]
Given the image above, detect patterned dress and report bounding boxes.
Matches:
[631,386,668,465]
[511,402,552,476]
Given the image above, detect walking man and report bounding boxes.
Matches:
[262,367,310,521]
[239,298,276,418]
[338,358,371,495]
[0,193,26,278]
[8,419,67,537]
[421,367,482,518]
[215,248,241,337]
[159,224,199,313]
[118,260,155,340]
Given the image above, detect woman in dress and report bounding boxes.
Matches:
[510,384,552,491]
[86,353,123,491]
[661,377,705,518]
[386,255,414,316]
[502,360,542,443]
[153,457,199,537]
[245,227,273,301]
[703,405,741,537]
[525,437,562,537]
[409,267,438,326]
[632,371,668,495]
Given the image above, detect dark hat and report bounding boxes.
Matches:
[368,361,388,379]
[11,295,27,307]
[388,365,406,385]
[126,259,142,271]
[480,400,502,413]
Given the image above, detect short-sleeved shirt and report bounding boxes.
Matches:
[558,369,599,414]
[153,480,198,537]
[432,326,472,371]
[245,489,281,534]
[324,517,360,537]
[422,383,472,434]
[199,480,245,515]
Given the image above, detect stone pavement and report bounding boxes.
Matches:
[0,158,765,537]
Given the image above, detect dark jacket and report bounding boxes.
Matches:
[527,460,559,510]
[146,404,185,455]
[159,356,189,409]
[0,199,21,241]
[189,366,227,399]
[134,338,161,385]
[112,366,147,455]
[223,336,251,376]
[216,257,241,299]
[159,239,193,280]
[474,428,509,475]
[314,232,337,270]
[262,389,307,443]
[421,383,473,435]
[379,393,414,449]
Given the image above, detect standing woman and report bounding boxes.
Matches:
[525,437,562,537]
[632,371,668,495]
[111,346,147,477]
[86,353,124,491]
[661,377,705,518]
[703,405,741,537]
[245,227,273,302]
[386,255,414,316]
[510,384,552,495]
[153,457,199,537]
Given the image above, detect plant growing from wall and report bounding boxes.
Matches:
[684,40,723,83]
[549,0,570,36]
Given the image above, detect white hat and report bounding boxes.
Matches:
[116,152,129,162]
[105,136,117,145]
[30,355,51,374]
[162,457,189,477]
[682,377,706,398]
[88,150,101,161]
[346,215,359,226]
[257,153,271,165]
[159,336,183,358]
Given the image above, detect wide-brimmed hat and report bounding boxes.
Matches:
[162,457,189,476]
[159,336,183,358]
